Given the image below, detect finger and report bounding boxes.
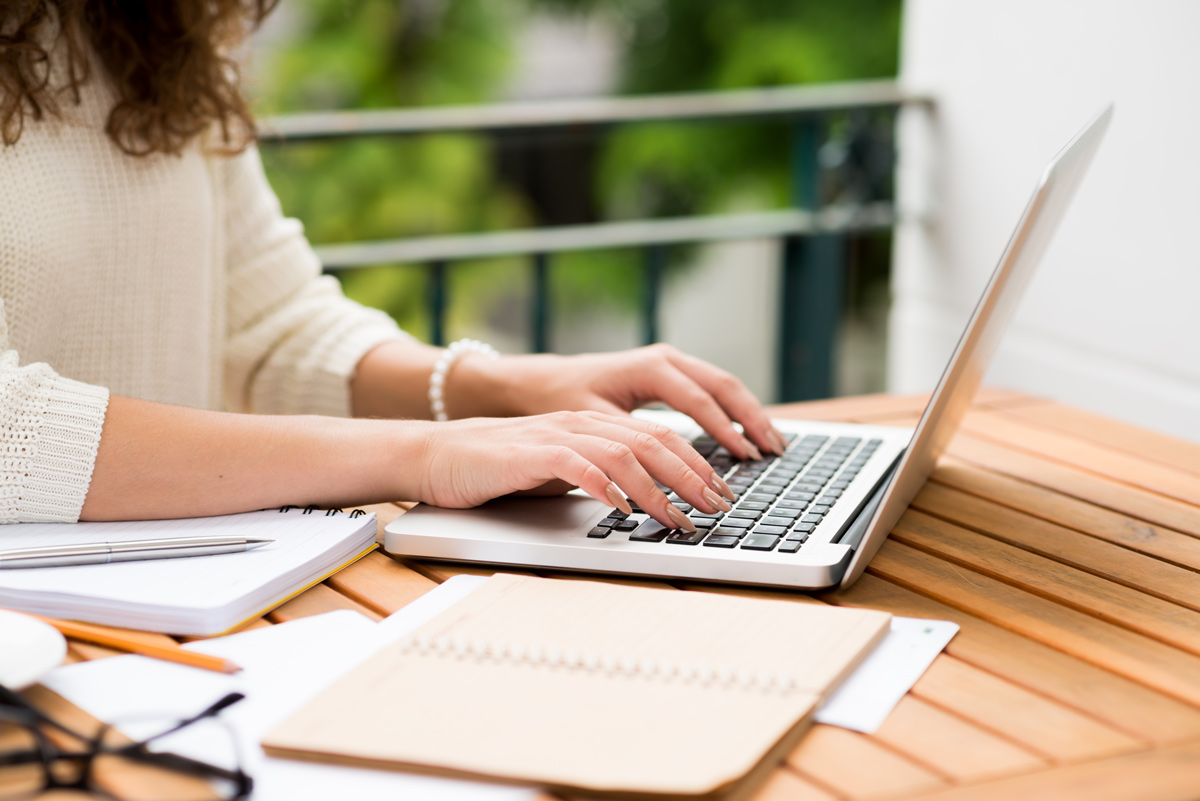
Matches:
[578,413,733,513]
[519,445,632,514]
[630,361,763,461]
[563,433,696,532]
[666,350,786,456]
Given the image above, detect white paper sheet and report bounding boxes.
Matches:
[815,617,960,733]
[42,575,529,801]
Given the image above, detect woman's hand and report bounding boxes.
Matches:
[452,343,787,461]
[415,410,737,532]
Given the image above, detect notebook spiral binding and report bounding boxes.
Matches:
[276,505,368,518]
[394,632,800,694]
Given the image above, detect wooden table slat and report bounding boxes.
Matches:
[961,410,1200,508]
[945,432,1200,538]
[910,656,1141,764]
[825,574,1200,746]
[931,459,1200,571]
[324,550,439,616]
[999,402,1200,478]
[894,507,1200,656]
[266,582,383,623]
[786,724,950,799]
[871,540,1200,708]
[904,740,1200,801]
[870,696,1048,784]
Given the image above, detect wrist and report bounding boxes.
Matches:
[443,352,521,418]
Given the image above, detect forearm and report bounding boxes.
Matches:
[80,396,433,521]
[350,339,519,420]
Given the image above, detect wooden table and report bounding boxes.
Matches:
[56,389,1200,800]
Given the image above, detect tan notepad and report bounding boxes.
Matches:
[263,574,890,799]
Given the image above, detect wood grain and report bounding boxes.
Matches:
[930,459,1200,571]
[823,574,1200,746]
[910,656,1140,764]
[944,432,1200,539]
[960,410,1200,508]
[870,696,1047,784]
[266,582,383,623]
[903,740,1200,801]
[1000,402,1200,478]
[892,507,1200,656]
[869,539,1200,707]
[325,551,439,615]
[786,724,948,799]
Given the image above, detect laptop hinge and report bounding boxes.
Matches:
[834,454,903,551]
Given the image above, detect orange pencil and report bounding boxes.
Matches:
[38,615,242,674]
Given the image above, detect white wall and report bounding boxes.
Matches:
[892,0,1200,442]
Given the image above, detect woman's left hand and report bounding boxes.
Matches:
[453,343,786,461]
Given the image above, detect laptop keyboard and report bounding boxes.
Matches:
[586,433,883,554]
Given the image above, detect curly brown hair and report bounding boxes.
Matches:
[0,0,277,156]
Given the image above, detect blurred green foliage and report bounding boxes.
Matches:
[252,0,900,346]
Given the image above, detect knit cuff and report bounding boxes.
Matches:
[16,375,110,523]
[281,314,413,419]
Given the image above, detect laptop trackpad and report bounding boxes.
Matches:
[392,492,606,545]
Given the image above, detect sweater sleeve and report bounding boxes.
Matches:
[220,145,411,417]
[0,300,109,523]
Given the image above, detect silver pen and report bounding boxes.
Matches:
[0,536,273,569]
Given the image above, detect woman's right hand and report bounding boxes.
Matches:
[414,411,736,532]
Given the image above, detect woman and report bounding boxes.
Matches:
[0,0,784,533]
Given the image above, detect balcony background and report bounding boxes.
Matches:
[244,0,903,404]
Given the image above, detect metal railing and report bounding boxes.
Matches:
[258,80,932,401]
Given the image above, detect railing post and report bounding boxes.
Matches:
[531,252,551,353]
[778,115,844,401]
[429,260,448,347]
[642,245,665,345]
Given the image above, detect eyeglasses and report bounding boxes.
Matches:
[0,685,253,800]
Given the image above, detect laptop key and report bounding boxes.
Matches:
[717,517,754,529]
[741,534,780,551]
[761,516,795,528]
[728,509,762,520]
[595,518,616,528]
[783,529,809,542]
[703,534,741,548]
[738,501,770,511]
[752,525,788,536]
[666,529,707,545]
[746,493,776,504]
[690,517,717,529]
[801,514,823,524]
[810,504,832,515]
[628,519,671,542]
[712,526,748,538]
[777,540,803,553]
[614,519,640,532]
[587,526,612,538]
[690,510,723,519]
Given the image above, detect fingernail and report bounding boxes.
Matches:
[771,429,788,455]
[605,484,632,515]
[741,437,762,461]
[666,504,696,532]
[710,472,735,502]
[702,487,733,513]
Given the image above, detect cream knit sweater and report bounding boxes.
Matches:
[0,51,410,524]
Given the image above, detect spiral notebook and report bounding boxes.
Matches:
[264,574,891,800]
[0,508,378,636]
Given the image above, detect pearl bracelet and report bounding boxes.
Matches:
[429,338,500,422]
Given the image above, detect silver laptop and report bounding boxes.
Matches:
[385,106,1112,590]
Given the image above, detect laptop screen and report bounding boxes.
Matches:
[839,105,1114,588]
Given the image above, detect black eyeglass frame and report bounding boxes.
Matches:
[0,685,253,800]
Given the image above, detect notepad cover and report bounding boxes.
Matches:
[263,574,890,799]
